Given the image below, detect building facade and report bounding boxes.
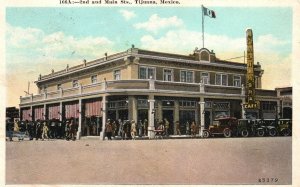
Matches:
[276,87,292,119]
[19,47,280,139]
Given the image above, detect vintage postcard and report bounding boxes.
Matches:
[1,0,299,186]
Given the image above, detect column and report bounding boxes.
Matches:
[174,100,179,135]
[77,99,82,140]
[59,102,63,122]
[148,97,155,139]
[30,106,33,121]
[44,104,47,120]
[100,96,107,140]
[128,96,137,122]
[241,99,246,119]
[277,100,281,119]
[199,98,205,137]
[157,100,163,122]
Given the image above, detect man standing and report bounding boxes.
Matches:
[118,119,123,137]
[42,121,49,141]
[191,121,197,137]
[65,120,70,141]
[69,119,77,141]
[13,119,20,132]
[130,120,136,140]
[138,120,143,137]
[164,118,169,136]
[175,121,181,135]
[143,119,148,136]
[105,119,113,140]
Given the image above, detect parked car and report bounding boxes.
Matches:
[237,119,255,137]
[274,119,292,136]
[255,119,278,137]
[202,117,238,138]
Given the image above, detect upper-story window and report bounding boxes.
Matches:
[72,80,79,88]
[139,66,156,79]
[215,74,228,86]
[114,70,121,80]
[57,84,62,90]
[163,69,173,82]
[201,72,210,84]
[91,75,97,84]
[233,75,241,87]
[180,70,194,83]
[200,51,209,61]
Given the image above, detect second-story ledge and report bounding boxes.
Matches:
[21,79,253,105]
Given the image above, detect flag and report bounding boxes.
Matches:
[203,6,216,18]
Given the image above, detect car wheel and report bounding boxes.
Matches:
[282,129,291,136]
[223,129,232,138]
[257,129,265,137]
[241,129,249,137]
[269,128,277,137]
[202,130,210,138]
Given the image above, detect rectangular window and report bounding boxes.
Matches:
[215,74,228,86]
[108,102,116,109]
[179,100,196,108]
[114,70,121,80]
[180,70,194,83]
[91,75,97,84]
[139,67,156,79]
[201,72,210,84]
[137,99,149,108]
[163,69,173,82]
[233,75,241,87]
[180,71,186,82]
[57,84,62,90]
[72,80,79,88]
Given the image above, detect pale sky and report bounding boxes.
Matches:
[5,6,292,107]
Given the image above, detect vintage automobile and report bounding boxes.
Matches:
[273,119,292,136]
[237,119,255,137]
[202,117,238,138]
[256,119,277,137]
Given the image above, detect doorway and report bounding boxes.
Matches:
[179,110,196,135]
[204,110,211,129]
[163,110,174,135]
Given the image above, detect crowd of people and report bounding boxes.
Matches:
[104,119,148,140]
[6,118,78,141]
[155,119,199,137]
[6,117,200,141]
[104,118,199,140]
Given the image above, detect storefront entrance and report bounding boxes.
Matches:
[179,110,195,135]
[83,116,102,136]
[138,109,148,123]
[205,110,211,129]
[163,110,174,135]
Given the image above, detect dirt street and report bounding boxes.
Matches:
[6,137,291,185]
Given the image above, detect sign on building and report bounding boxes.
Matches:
[244,29,259,109]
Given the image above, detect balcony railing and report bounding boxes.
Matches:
[20,80,276,105]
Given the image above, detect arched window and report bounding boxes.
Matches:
[200,51,209,61]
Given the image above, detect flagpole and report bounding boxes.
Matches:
[202,5,204,48]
